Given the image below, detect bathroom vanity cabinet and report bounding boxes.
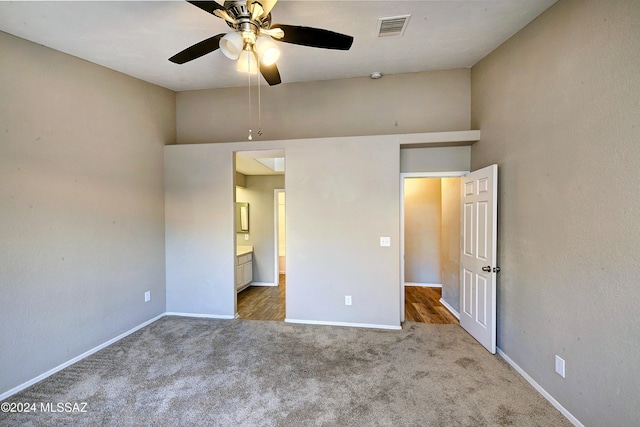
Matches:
[236,246,253,292]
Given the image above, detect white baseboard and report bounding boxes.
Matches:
[439,298,460,319]
[164,312,235,319]
[496,348,584,427]
[285,318,401,330]
[405,282,442,288]
[0,313,164,402]
[249,282,277,287]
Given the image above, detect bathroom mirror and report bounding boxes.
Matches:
[236,202,249,233]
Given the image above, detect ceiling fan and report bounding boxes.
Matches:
[169,0,354,86]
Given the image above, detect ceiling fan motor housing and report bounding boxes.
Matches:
[224,1,272,31]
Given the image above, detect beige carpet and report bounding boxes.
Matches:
[0,316,571,426]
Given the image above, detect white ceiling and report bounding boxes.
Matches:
[0,1,557,91]
[236,149,285,175]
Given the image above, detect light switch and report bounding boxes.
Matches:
[380,237,391,247]
[555,355,566,378]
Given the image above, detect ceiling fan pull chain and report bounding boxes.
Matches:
[248,56,252,140]
[258,70,263,136]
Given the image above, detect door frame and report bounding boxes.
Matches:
[274,189,285,286]
[399,171,468,322]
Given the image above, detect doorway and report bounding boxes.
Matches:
[400,172,466,323]
[234,150,286,321]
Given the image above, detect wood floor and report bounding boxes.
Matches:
[237,274,286,321]
[237,277,457,325]
[404,286,459,324]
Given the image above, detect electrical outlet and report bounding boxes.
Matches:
[244,234,249,241]
[145,291,151,302]
[380,237,391,247]
[555,355,565,378]
[345,295,352,306]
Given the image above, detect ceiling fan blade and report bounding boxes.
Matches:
[271,24,353,50]
[169,34,225,64]
[260,62,281,86]
[187,1,225,15]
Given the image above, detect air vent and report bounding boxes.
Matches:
[377,15,411,38]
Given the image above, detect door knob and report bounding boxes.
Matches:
[482,266,491,272]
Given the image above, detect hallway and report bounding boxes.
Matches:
[404,286,458,324]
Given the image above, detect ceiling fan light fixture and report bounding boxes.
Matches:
[237,50,259,75]
[255,36,280,66]
[220,31,244,60]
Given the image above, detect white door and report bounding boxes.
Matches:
[460,164,498,354]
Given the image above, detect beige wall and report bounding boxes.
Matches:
[165,145,236,315]
[177,69,470,144]
[471,1,640,425]
[0,31,175,395]
[172,68,473,328]
[404,178,442,284]
[400,146,470,173]
[235,172,247,188]
[440,178,461,312]
[165,134,402,327]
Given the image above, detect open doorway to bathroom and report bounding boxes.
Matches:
[234,149,286,321]
[400,173,464,325]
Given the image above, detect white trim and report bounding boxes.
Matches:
[497,348,585,427]
[164,312,235,320]
[274,189,285,287]
[402,171,470,179]
[405,282,442,288]
[0,313,164,401]
[439,298,460,319]
[395,130,480,146]
[400,176,405,321]
[399,170,468,323]
[218,130,480,147]
[285,318,401,330]
[248,281,277,287]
